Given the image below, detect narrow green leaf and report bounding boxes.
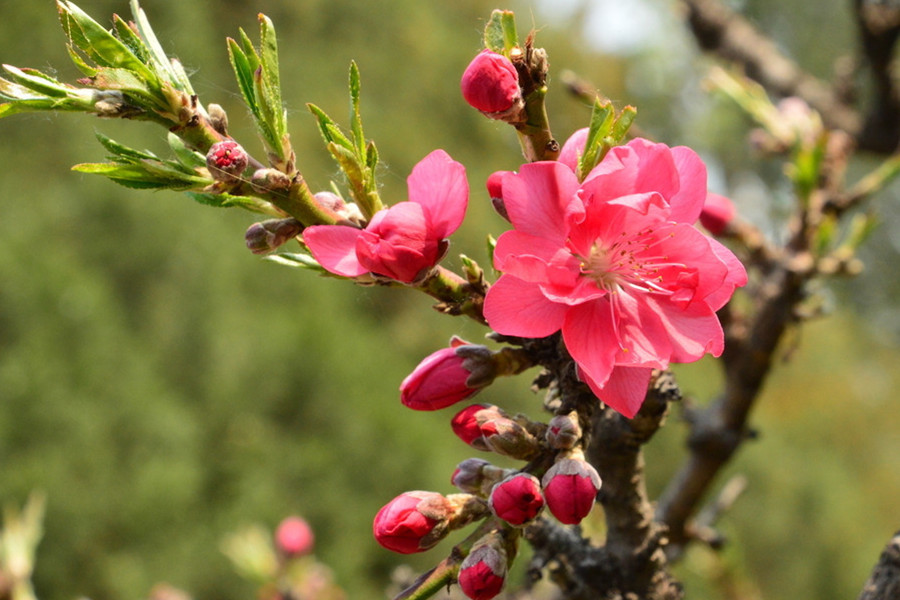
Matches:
[95,132,159,161]
[258,14,282,123]
[499,11,519,53]
[128,0,190,92]
[483,10,506,53]
[349,61,365,156]
[366,140,379,172]
[1,66,69,98]
[307,103,353,149]
[577,98,615,181]
[112,13,151,64]
[227,38,257,112]
[265,252,329,274]
[167,132,206,169]
[611,106,637,144]
[186,191,275,213]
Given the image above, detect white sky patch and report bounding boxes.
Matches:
[537,0,667,55]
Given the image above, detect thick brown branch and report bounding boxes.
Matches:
[858,530,900,600]
[853,0,900,153]
[681,0,861,137]
[656,257,809,552]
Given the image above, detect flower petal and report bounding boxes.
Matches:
[581,366,654,418]
[406,149,468,239]
[643,296,724,361]
[303,225,368,277]
[561,301,620,388]
[702,237,748,310]
[502,162,583,243]
[484,275,567,338]
[558,128,589,172]
[668,146,708,224]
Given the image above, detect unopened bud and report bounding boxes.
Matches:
[245,218,303,255]
[458,537,508,600]
[699,193,736,236]
[372,491,486,554]
[460,49,524,120]
[481,417,541,460]
[250,168,292,194]
[207,103,229,136]
[206,140,249,183]
[314,191,364,226]
[451,404,506,450]
[488,473,544,526]
[400,340,495,411]
[541,456,602,525]
[546,412,581,450]
[486,171,509,221]
[275,516,314,557]
[451,458,512,496]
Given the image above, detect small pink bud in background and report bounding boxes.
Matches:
[400,341,494,411]
[275,516,315,557]
[461,50,522,116]
[489,473,544,526]
[541,457,602,525]
[546,413,582,450]
[458,542,508,600]
[206,140,249,183]
[699,193,736,236]
[372,491,449,554]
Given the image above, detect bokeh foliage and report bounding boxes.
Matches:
[0,1,897,600]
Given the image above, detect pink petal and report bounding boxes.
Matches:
[561,301,620,388]
[581,366,654,418]
[303,225,368,277]
[607,291,672,367]
[493,230,568,278]
[406,150,468,240]
[668,146,708,224]
[502,162,583,243]
[644,296,724,362]
[558,128,589,172]
[702,237,748,311]
[484,275,567,338]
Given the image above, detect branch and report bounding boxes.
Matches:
[858,530,900,600]
[852,0,900,153]
[679,0,864,143]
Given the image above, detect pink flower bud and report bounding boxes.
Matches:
[206,140,249,183]
[541,458,602,525]
[699,193,736,236]
[400,343,494,411]
[372,491,449,554]
[489,473,544,526]
[486,171,510,221]
[275,516,315,557]
[461,50,521,115]
[458,543,507,600]
[451,404,506,449]
[546,413,582,450]
[245,218,303,255]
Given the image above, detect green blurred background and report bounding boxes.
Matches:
[0,1,898,599]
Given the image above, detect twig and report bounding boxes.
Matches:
[858,530,900,600]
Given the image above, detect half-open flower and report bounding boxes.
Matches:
[304,150,468,283]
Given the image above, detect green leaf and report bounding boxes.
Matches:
[112,13,151,65]
[1,66,70,98]
[227,38,257,113]
[365,140,379,172]
[167,132,206,169]
[185,192,275,213]
[349,61,365,157]
[483,10,519,55]
[265,252,329,274]
[128,0,191,93]
[95,131,159,161]
[307,103,354,150]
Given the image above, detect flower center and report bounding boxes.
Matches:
[577,226,680,295]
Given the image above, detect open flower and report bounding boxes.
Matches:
[483,136,747,417]
[303,150,468,283]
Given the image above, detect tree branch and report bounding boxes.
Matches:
[858,530,900,600]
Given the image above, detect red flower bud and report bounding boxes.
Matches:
[275,516,314,557]
[458,543,507,600]
[206,140,249,183]
[451,404,505,449]
[699,193,736,236]
[372,491,449,554]
[401,342,494,411]
[461,50,521,115]
[489,473,544,526]
[541,458,602,525]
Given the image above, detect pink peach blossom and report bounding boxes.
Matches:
[483,135,747,417]
[303,149,468,283]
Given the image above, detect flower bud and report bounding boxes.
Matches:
[400,341,494,411]
[451,404,506,450]
[313,191,364,226]
[206,140,249,183]
[541,457,602,525]
[546,412,582,450]
[245,218,303,255]
[488,473,544,526]
[481,418,541,460]
[699,193,736,236]
[250,168,292,194]
[486,171,509,221]
[373,491,486,554]
[275,516,314,557]
[460,50,523,118]
[458,540,508,600]
[207,103,229,136]
[451,458,512,495]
